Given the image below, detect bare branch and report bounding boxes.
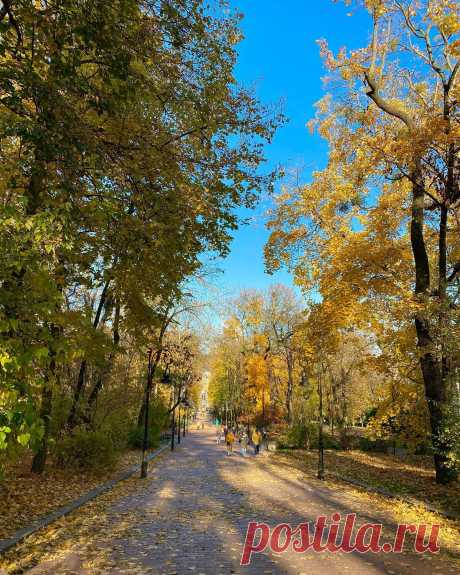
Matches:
[159,125,208,150]
[2,0,23,52]
[448,261,460,283]
[446,59,460,94]
[395,0,446,85]
[364,71,415,130]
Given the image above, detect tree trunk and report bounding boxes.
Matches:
[170,386,176,452]
[31,358,55,474]
[141,350,153,478]
[67,359,87,429]
[177,408,181,444]
[86,301,121,419]
[138,345,165,427]
[410,167,455,484]
[340,367,348,427]
[286,351,294,424]
[67,280,111,429]
[330,373,338,433]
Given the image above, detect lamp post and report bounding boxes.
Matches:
[177,396,191,444]
[185,402,193,433]
[170,408,175,451]
[141,348,153,478]
[177,402,181,444]
[317,367,325,480]
[171,388,176,452]
[181,398,190,437]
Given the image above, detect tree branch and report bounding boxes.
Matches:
[447,261,460,283]
[364,71,415,131]
[446,59,460,94]
[2,0,23,52]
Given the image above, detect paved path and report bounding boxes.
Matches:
[23,426,458,574]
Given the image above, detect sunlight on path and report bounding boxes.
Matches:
[22,424,458,575]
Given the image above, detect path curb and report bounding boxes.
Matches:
[0,444,170,556]
[329,472,460,522]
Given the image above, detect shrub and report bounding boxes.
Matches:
[287,424,306,449]
[358,436,388,453]
[338,428,360,450]
[99,412,133,451]
[127,399,169,449]
[414,442,432,456]
[277,422,319,450]
[304,422,319,449]
[54,427,117,470]
[127,424,161,450]
[321,433,340,450]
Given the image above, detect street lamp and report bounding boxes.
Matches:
[177,397,182,445]
[177,396,191,444]
[317,368,325,480]
[171,388,176,452]
[181,398,190,437]
[186,400,194,433]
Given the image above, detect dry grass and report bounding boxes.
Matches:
[0,449,145,540]
[277,448,460,522]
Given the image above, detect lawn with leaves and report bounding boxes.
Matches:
[0,450,147,540]
[278,448,460,518]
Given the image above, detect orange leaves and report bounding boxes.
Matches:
[246,353,266,382]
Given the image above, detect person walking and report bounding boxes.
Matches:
[225,428,235,455]
[216,427,222,444]
[261,427,268,450]
[241,432,249,456]
[252,428,261,455]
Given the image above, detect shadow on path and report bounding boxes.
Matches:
[24,426,458,575]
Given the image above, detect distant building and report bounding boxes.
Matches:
[199,371,210,415]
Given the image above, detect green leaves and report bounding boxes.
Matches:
[0,427,11,450]
[17,432,31,447]
[0,0,281,472]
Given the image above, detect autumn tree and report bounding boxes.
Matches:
[267,0,460,482]
[0,0,282,472]
[209,287,304,427]
[265,284,303,423]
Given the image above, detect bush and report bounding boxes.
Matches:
[358,436,388,453]
[414,442,432,456]
[54,427,117,470]
[127,424,161,450]
[338,428,360,450]
[277,422,319,450]
[127,400,169,449]
[322,432,341,450]
[304,423,319,449]
[99,412,133,451]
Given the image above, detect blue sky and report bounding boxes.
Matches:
[213,0,370,297]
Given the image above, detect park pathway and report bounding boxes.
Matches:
[24,425,458,575]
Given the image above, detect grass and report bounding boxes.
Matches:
[0,449,148,540]
[278,447,460,518]
[272,448,460,566]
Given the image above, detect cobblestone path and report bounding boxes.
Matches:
[23,425,458,575]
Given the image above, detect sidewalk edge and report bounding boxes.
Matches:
[0,444,170,556]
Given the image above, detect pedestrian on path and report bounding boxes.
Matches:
[240,432,248,456]
[225,429,235,455]
[261,427,268,450]
[252,428,261,455]
[216,427,222,444]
